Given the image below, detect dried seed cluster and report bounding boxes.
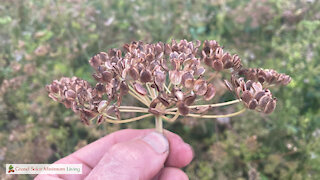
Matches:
[46,77,101,124]
[46,39,291,124]
[225,76,277,114]
[239,68,291,85]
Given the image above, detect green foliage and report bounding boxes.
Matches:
[1,0,320,179]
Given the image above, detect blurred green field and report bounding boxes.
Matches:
[1,0,320,179]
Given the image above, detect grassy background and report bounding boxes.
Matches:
[1,0,320,179]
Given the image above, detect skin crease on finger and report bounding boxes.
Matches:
[35,129,193,180]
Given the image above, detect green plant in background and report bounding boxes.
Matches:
[1,0,320,179]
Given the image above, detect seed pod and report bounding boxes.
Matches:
[150,98,159,108]
[264,98,277,114]
[215,47,224,59]
[120,81,129,95]
[174,91,183,101]
[65,90,76,100]
[241,90,252,104]
[102,71,112,83]
[177,101,189,116]
[221,53,233,69]
[259,95,270,109]
[204,83,216,101]
[184,94,197,106]
[134,83,147,95]
[248,99,258,109]
[212,60,223,71]
[254,91,265,101]
[140,69,152,83]
[182,72,194,89]
[148,108,163,116]
[204,55,213,67]
[98,100,108,113]
[169,70,182,85]
[128,67,139,80]
[158,94,170,107]
[224,80,233,91]
[194,79,208,96]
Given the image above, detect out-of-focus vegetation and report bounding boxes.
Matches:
[1,0,320,179]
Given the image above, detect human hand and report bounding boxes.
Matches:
[35,129,193,180]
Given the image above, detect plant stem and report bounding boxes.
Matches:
[128,90,149,106]
[104,113,153,124]
[165,99,241,112]
[165,108,246,118]
[155,116,163,133]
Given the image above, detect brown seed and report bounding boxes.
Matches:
[146,53,154,62]
[212,60,223,71]
[241,90,252,103]
[215,47,224,59]
[254,91,266,101]
[224,80,233,91]
[177,101,189,115]
[204,83,216,101]
[175,91,184,101]
[248,99,258,109]
[193,79,208,96]
[129,67,139,80]
[252,82,263,92]
[134,83,147,95]
[184,94,197,106]
[259,95,270,109]
[148,108,163,116]
[89,54,102,68]
[264,98,277,114]
[221,53,233,69]
[120,81,129,95]
[65,90,76,100]
[102,71,112,83]
[140,69,152,83]
[169,70,182,85]
[150,98,159,108]
[204,56,213,67]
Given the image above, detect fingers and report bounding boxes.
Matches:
[85,132,169,180]
[163,131,193,168]
[35,129,193,179]
[62,129,193,168]
[154,167,189,180]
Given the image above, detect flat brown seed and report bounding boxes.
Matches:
[212,60,223,71]
[204,84,216,101]
[129,67,139,80]
[241,90,253,104]
[184,94,197,106]
[248,99,258,109]
[254,91,265,101]
[134,83,147,95]
[102,71,112,83]
[259,95,271,109]
[177,101,189,116]
[194,79,208,96]
[120,81,129,95]
[264,99,276,114]
[140,69,152,83]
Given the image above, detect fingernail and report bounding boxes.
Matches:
[142,132,169,154]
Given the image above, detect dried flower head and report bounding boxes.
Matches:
[46,39,291,131]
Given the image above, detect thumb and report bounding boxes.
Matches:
[85,132,169,180]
